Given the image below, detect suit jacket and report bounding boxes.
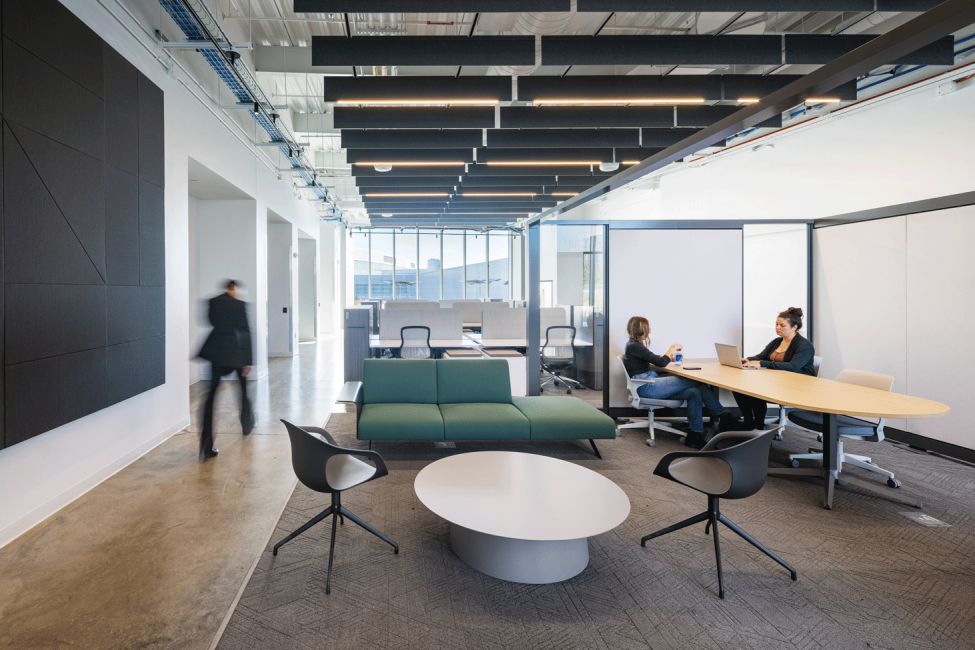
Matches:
[748,333,816,375]
[198,293,253,368]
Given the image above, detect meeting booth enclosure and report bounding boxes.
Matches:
[526,220,812,419]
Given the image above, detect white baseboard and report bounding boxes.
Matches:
[0,417,191,549]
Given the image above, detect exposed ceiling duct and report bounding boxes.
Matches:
[488,5,576,77]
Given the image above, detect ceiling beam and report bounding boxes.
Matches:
[534,0,975,224]
[342,130,483,149]
[297,1,570,11]
[324,77,512,102]
[346,149,475,164]
[335,107,495,129]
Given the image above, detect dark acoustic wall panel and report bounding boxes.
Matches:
[334,107,495,129]
[542,36,782,66]
[104,44,139,172]
[139,180,165,286]
[477,147,646,163]
[3,39,105,161]
[461,175,557,186]
[346,148,475,164]
[5,284,107,365]
[785,34,955,65]
[312,36,535,67]
[2,0,104,98]
[342,130,483,149]
[576,1,877,10]
[500,107,675,129]
[106,337,165,405]
[138,74,165,188]
[108,286,165,345]
[105,166,141,285]
[360,186,457,195]
[2,0,165,449]
[351,165,468,177]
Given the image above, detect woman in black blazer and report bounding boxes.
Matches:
[733,307,816,430]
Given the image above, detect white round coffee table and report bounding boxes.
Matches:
[414,451,630,584]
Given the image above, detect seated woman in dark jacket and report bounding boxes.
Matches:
[734,306,816,430]
[624,316,734,448]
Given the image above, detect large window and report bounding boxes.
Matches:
[418,232,441,300]
[394,231,418,299]
[350,229,521,301]
[465,230,487,300]
[369,233,394,301]
[488,230,510,300]
[442,232,465,299]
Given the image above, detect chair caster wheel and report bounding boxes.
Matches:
[773,431,782,441]
[836,479,848,486]
[679,436,687,444]
[790,459,800,468]
[272,548,278,556]
[567,389,572,394]
[887,478,901,488]
[646,439,656,447]
[817,435,823,443]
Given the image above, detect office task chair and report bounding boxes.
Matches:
[785,369,901,487]
[540,325,583,393]
[273,420,398,594]
[615,356,687,447]
[770,356,823,440]
[398,326,432,359]
[641,430,797,599]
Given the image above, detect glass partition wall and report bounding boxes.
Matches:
[534,222,607,406]
[351,228,523,301]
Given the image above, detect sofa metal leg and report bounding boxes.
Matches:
[589,439,602,459]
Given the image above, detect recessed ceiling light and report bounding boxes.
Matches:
[598,162,620,172]
[373,164,393,172]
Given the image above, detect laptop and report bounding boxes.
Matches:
[715,343,759,370]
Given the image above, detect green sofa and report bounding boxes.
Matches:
[337,359,616,457]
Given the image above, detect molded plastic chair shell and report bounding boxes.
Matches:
[281,420,389,494]
[654,430,775,500]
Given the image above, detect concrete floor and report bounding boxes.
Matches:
[0,336,347,650]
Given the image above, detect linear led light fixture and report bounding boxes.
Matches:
[356,162,466,166]
[336,99,500,106]
[461,192,536,197]
[532,98,706,105]
[551,192,579,196]
[484,161,640,166]
[738,97,839,104]
[364,193,451,196]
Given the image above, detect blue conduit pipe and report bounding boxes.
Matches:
[157,0,331,207]
[857,35,975,93]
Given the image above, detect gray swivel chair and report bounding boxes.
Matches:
[770,355,823,440]
[641,430,797,599]
[273,420,398,594]
[540,325,583,393]
[398,325,432,359]
[615,356,687,447]
[786,369,901,487]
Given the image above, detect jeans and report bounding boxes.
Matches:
[634,372,725,433]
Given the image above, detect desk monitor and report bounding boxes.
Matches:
[715,343,758,370]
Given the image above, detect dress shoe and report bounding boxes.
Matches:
[685,431,707,449]
[199,447,219,461]
[708,413,742,438]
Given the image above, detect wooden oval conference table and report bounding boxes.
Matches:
[659,360,950,510]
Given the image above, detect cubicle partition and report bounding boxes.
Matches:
[480,307,567,341]
[384,301,439,309]
[378,308,463,340]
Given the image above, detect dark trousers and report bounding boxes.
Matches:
[200,365,253,451]
[733,392,768,429]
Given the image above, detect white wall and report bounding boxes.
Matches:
[188,196,201,382]
[318,222,339,334]
[267,222,294,357]
[814,207,975,451]
[0,0,324,548]
[608,229,743,408]
[298,237,317,341]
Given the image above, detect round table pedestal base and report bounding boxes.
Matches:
[449,523,589,584]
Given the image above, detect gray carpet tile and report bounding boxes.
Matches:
[218,413,975,650]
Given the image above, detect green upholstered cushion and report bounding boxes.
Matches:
[436,359,512,404]
[362,359,438,405]
[439,403,529,440]
[512,396,616,440]
[358,403,444,440]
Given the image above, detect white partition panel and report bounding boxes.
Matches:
[816,206,974,450]
[379,308,463,340]
[742,224,808,355]
[482,308,526,339]
[609,229,743,408]
[384,300,439,309]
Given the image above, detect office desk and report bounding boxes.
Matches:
[471,336,594,349]
[369,337,479,350]
[659,360,949,509]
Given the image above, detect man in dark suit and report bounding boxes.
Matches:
[197,280,254,461]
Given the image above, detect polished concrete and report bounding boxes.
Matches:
[0,336,346,650]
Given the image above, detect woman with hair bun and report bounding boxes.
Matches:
[732,307,816,430]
